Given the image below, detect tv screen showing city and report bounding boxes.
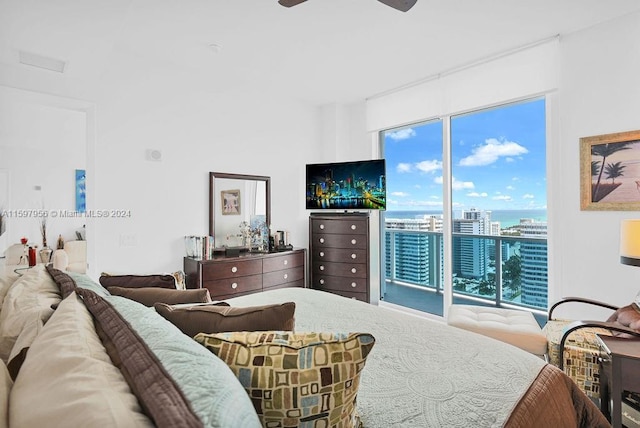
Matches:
[306,159,386,210]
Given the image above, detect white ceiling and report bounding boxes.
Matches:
[2,0,640,105]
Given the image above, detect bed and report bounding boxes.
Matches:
[226,287,609,428]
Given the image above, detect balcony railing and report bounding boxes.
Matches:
[383,228,548,312]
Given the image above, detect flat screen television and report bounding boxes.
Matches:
[305,159,386,210]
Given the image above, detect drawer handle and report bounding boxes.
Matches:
[319,279,325,285]
[351,267,357,274]
[319,238,325,244]
[231,282,238,289]
[351,253,357,259]
[351,239,357,245]
[319,251,325,257]
[351,282,357,288]
[283,260,288,265]
[231,266,238,273]
[283,273,288,280]
[319,265,325,271]
[319,224,325,230]
[351,224,357,230]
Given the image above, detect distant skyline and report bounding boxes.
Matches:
[383,98,547,211]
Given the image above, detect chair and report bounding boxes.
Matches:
[543,296,640,399]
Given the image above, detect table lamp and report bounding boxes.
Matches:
[620,219,640,267]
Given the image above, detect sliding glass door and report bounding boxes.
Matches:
[381,97,548,317]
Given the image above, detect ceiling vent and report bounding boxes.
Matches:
[18,50,66,73]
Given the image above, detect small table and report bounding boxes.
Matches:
[597,334,640,428]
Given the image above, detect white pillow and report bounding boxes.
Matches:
[0,361,11,428]
[9,292,152,428]
[0,266,60,362]
[0,266,23,314]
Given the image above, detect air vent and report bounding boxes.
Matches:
[19,50,66,73]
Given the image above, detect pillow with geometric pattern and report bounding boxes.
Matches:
[194,331,375,428]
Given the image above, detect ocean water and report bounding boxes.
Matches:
[384,209,547,228]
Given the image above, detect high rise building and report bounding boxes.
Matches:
[519,219,548,307]
[385,216,443,287]
[452,209,491,280]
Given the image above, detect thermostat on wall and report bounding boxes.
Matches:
[145,149,162,162]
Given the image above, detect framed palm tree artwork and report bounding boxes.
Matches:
[580,129,640,210]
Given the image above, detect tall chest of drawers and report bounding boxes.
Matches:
[184,249,305,300]
[309,213,369,302]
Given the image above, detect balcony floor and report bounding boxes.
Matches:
[381,282,547,327]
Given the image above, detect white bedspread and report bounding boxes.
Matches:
[226,288,546,428]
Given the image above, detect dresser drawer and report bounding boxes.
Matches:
[310,218,367,235]
[263,267,305,289]
[313,261,367,278]
[312,248,366,263]
[311,234,367,249]
[202,259,262,281]
[263,251,304,273]
[311,275,367,293]
[203,274,263,298]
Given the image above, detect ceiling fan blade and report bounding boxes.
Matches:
[278,0,308,7]
[377,0,417,12]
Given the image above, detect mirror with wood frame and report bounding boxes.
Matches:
[209,172,270,250]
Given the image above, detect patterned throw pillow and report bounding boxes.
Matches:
[194,331,375,428]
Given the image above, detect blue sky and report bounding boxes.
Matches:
[383,98,547,212]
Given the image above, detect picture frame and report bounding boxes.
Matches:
[580,129,640,211]
[221,189,241,215]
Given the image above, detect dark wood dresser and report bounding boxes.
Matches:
[184,249,306,300]
[309,213,369,303]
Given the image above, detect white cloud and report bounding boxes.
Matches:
[492,195,512,201]
[434,176,475,190]
[391,191,409,197]
[415,160,442,174]
[522,194,535,199]
[506,185,515,190]
[396,163,412,173]
[459,138,528,167]
[387,128,416,141]
[467,192,488,198]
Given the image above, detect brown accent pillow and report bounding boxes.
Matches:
[154,302,296,337]
[45,265,77,299]
[75,287,202,428]
[606,303,640,334]
[99,273,176,289]
[107,286,212,307]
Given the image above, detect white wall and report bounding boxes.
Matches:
[554,11,640,318]
[91,85,319,275]
[0,87,87,252]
